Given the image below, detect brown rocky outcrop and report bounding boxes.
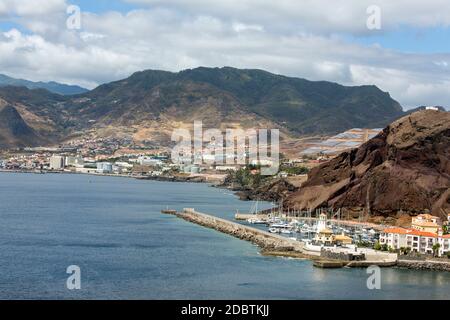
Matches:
[285,110,450,220]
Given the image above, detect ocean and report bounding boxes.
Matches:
[0,172,449,299]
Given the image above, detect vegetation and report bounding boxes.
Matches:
[373,242,382,251]
[399,247,411,255]
[432,243,441,257]
[357,241,373,248]
[226,166,268,189]
[279,165,310,176]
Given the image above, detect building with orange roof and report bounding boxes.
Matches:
[380,226,450,257]
[411,214,442,234]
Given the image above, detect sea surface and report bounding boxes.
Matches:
[0,172,449,300]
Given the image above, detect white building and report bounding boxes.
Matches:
[65,156,84,167]
[49,156,65,170]
[380,227,450,256]
[96,162,113,174]
[138,156,163,167]
[215,165,239,172]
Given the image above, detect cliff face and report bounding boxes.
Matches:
[285,110,450,219]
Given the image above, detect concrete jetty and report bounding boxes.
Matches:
[162,208,402,268]
[163,208,318,259]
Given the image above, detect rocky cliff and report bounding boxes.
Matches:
[285,110,450,220]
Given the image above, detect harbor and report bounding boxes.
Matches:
[162,208,398,268]
[234,203,384,249]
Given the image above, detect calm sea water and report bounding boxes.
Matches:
[0,172,449,300]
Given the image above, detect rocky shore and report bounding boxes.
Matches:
[397,260,450,272]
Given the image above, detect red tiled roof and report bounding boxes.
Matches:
[383,227,437,238]
[407,229,438,238]
[382,227,409,234]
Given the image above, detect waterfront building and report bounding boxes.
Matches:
[313,213,353,246]
[380,227,450,256]
[411,214,442,234]
[183,165,201,174]
[314,228,334,245]
[49,156,65,170]
[316,213,327,232]
[138,156,163,167]
[65,156,84,167]
[115,161,133,169]
[96,162,113,174]
[215,165,239,172]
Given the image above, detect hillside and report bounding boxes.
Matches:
[285,110,450,221]
[78,67,404,136]
[0,67,406,147]
[0,74,88,95]
[0,103,45,148]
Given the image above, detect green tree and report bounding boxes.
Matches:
[432,243,441,257]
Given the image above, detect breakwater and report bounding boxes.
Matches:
[163,208,318,259]
[162,209,395,265]
[397,259,450,272]
[162,209,450,272]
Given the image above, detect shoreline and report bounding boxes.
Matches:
[163,209,450,272]
[3,169,450,272]
[162,208,405,268]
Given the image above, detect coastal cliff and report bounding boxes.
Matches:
[285,110,450,221]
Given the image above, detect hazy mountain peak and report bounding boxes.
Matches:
[0,74,89,96]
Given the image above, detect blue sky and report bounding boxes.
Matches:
[68,0,138,14]
[350,26,450,54]
[0,0,449,109]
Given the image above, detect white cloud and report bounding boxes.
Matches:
[126,0,450,34]
[0,0,66,16]
[0,1,449,109]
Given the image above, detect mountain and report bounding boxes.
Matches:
[284,109,450,222]
[0,67,406,147]
[0,74,88,95]
[0,101,45,148]
[77,67,404,136]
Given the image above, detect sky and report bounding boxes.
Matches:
[0,1,450,109]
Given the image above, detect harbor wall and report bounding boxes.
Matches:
[166,208,318,258]
[163,209,450,272]
[397,259,450,272]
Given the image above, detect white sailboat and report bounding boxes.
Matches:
[247,199,267,224]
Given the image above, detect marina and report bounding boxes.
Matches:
[162,208,398,268]
[235,203,384,249]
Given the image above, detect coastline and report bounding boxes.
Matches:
[3,170,450,273]
[163,209,450,272]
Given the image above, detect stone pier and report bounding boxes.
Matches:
[164,208,318,259]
